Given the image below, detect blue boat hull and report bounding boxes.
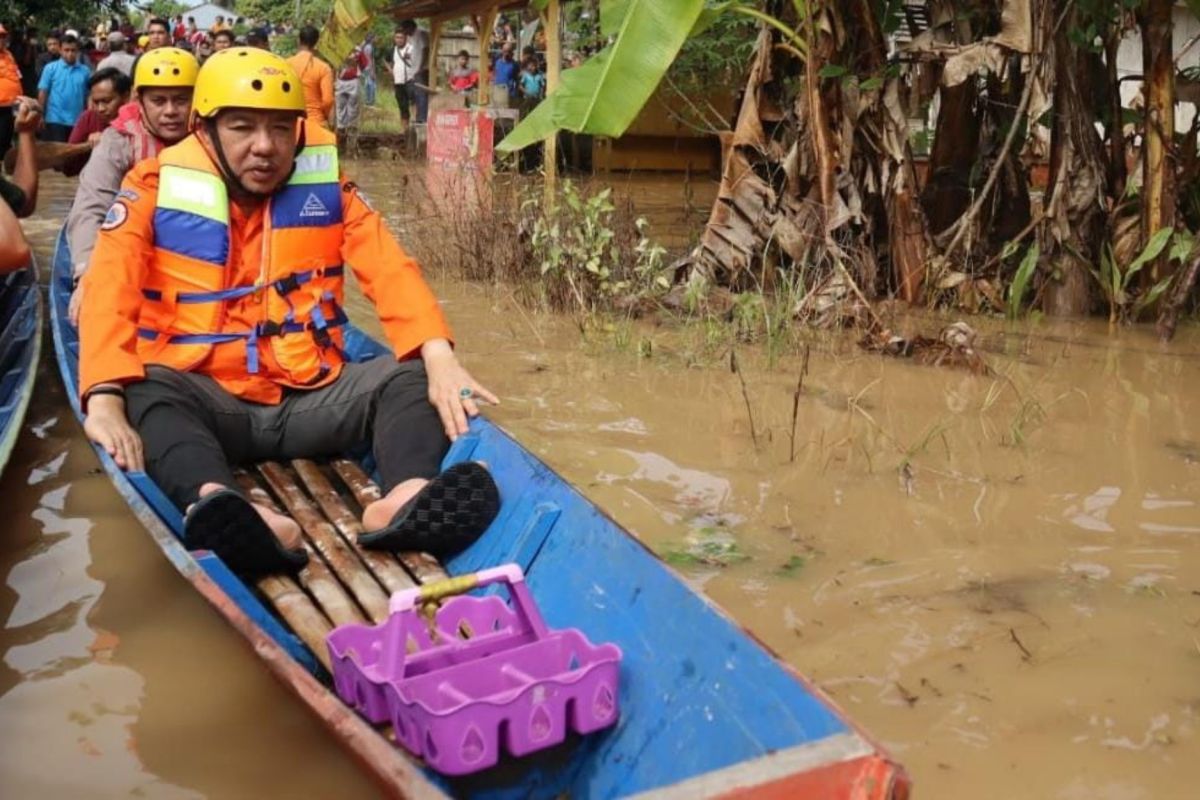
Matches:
[51,228,908,799]
[0,256,42,477]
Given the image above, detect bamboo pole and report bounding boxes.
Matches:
[291,460,418,594]
[258,462,392,623]
[329,459,450,585]
[234,472,365,630]
[231,475,335,670]
[542,0,561,206]
[258,575,335,672]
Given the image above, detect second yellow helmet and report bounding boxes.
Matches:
[192,47,305,118]
[133,47,199,92]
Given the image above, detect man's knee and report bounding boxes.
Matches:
[376,360,429,400]
[124,367,217,426]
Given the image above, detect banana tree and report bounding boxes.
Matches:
[503,1,931,304]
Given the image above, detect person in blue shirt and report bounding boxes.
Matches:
[491,43,517,101]
[37,33,89,142]
[518,57,545,103]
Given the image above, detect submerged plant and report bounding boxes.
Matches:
[1091,227,1175,324]
[662,527,750,569]
[524,181,674,315]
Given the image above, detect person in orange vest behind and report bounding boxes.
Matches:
[77,48,500,579]
[0,24,24,157]
[66,47,198,325]
[286,25,333,129]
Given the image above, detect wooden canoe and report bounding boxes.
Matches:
[0,254,41,477]
[50,227,910,799]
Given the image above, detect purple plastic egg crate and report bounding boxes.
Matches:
[327,563,623,776]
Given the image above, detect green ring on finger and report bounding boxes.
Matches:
[459,388,473,399]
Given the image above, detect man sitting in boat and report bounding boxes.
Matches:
[76,48,500,580]
[65,47,198,325]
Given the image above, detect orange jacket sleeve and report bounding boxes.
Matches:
[78,163,157,400]
[340,178,453,359]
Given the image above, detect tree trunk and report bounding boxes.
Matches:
[1041,2,1106,317]
[921,0,983,236]
[1104,32,1127,199]
[922,81,981,235]
[1140,0,1176,285]
[682,1,930,304]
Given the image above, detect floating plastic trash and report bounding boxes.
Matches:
[327,564,623,775]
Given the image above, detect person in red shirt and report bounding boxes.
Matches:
[63,67,131,176]
[448,50,478,95]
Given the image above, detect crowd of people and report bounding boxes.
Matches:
[0,14,295,157]
[1,9,563,260]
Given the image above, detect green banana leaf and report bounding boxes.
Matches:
[497,0,706,153]
[601,0,633,34]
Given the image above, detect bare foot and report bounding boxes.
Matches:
[361,477,428,533]
[194,482,304,551]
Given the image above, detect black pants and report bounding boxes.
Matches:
[41,123,72,142]
[124,358,450,510]
[0,107,13,159]
[394,82,411,123]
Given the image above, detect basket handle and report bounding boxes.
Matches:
[390,564,525,612]
[388,563,549,640]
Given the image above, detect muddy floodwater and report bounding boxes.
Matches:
[3,167,1198,799]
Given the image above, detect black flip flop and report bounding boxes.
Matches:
[358,462,500,557]
[184,489,309,579]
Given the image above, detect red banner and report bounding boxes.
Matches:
[426,109,494,174]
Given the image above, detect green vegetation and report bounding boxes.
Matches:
[663,527,751,568]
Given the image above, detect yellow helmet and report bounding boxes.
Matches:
[133,47,199,92]
[138,34,149,48]
[192,47,304,118]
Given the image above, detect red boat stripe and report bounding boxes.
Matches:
[633,732,908,799]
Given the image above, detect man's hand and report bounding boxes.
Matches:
[83,392,145,471]
[421,338,499,441]
[13,97,42,134]
[13,98,42,134]
[87,132,103,147]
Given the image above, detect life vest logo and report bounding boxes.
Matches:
[299,193,329,219]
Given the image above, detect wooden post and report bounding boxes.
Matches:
[478,6,499,107]
[1140,0,1176,286]
[429,19,443,92]
[542,0,561,205]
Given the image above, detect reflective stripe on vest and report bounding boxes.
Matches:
[154,167,230,265]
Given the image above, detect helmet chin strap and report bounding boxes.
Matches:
[203,115,307,200]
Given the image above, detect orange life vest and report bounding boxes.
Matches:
[136,126,347,387]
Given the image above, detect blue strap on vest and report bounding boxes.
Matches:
[137,303,349,374]
[141,266,345,304]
